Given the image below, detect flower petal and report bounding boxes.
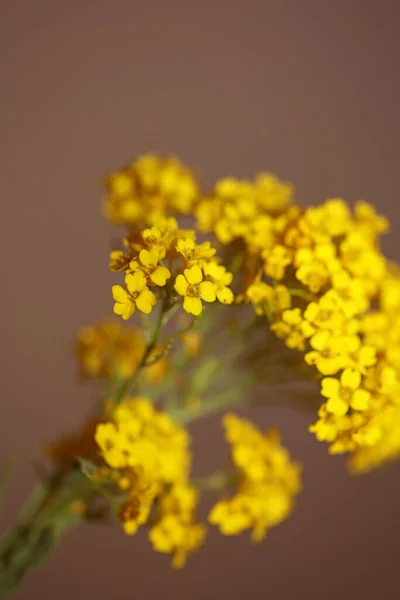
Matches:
[351,389,370,411]
[126,271,147,292]
[326,396,348,417]
[122,302,135,320]
[136,289,157,314]
[175,274,189,296]
[185,265,203,285]
[151,266,171,286]
[321,377,340,398]
[139,249,151,266]
[183,296,202,316]
[199,281,216,303]
[341,369,361,390]
[217,287,234,304]
[112,285,128,302]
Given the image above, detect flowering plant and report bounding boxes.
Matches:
[1,154,399,595]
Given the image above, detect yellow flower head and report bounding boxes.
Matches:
[271,308,311,351]
[321,369,371,417]
[176,238,216,267]
[129,247,171,287]
[203,261,234,304]
[174,265,217,316]
[112,272,157,320]
[262,244,292,280]
[149,483,206,568]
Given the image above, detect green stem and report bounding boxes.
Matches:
[114,300,172,402]
[193,471,233,491]
[169,389,247,424]
[0,470,90,596]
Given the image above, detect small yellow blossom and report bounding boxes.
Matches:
[262,244,292,280]
[203,261,234,304]
[303,294,346,333]
[321,369,371,417]
[295,244,340,293]
[112,272,157,319]
[246,282,291,318]
[129,248,171,286]
[176,238,216,267]
[271,308,312,351]
[305,331,347,375]
[141,217,180,259]
[174,265,217,315]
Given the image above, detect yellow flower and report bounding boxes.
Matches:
[112,272,157,319]
[118,470,161,535]
[95,398,192,542]
[348,405,400,473]
[246,282,274,317]
[327,270,369,318]
[109,249,132,272]
[112,286,135,320]
[303,294,346,333]
[321,369,371,417]
[262,244,292,280]
[340,231,386,295]
[149,515,206,568]
[129,248,171,286]
[174,265,217,316]
[342,335,377,373]
[271,308,312,350]
[305,331,347,375]
[295,244,340,293]
[246,282,291,318]
[176,238,216,266]
[354,201,389,237]
[255,172,294,212]
[141,217,180,259]
[299,199,352,241]
[103,155,200,226]
[94,422,127,469]
[149,483,206,567]
[203,261,234,304]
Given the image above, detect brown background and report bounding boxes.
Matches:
[1,1,400,598]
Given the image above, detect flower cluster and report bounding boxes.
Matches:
[76,319,168,383]
[7,154,400,595]
[237,197,399,468]
[209,414,301,541]
[110,217,234,318]
[94,397,206,567]
[103,155,199,226]
[104,154,400,473]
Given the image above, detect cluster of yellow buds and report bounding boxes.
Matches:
[94,397,206,567]
[209,414,301,541]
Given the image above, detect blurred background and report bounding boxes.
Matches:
[1,1,399,598]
